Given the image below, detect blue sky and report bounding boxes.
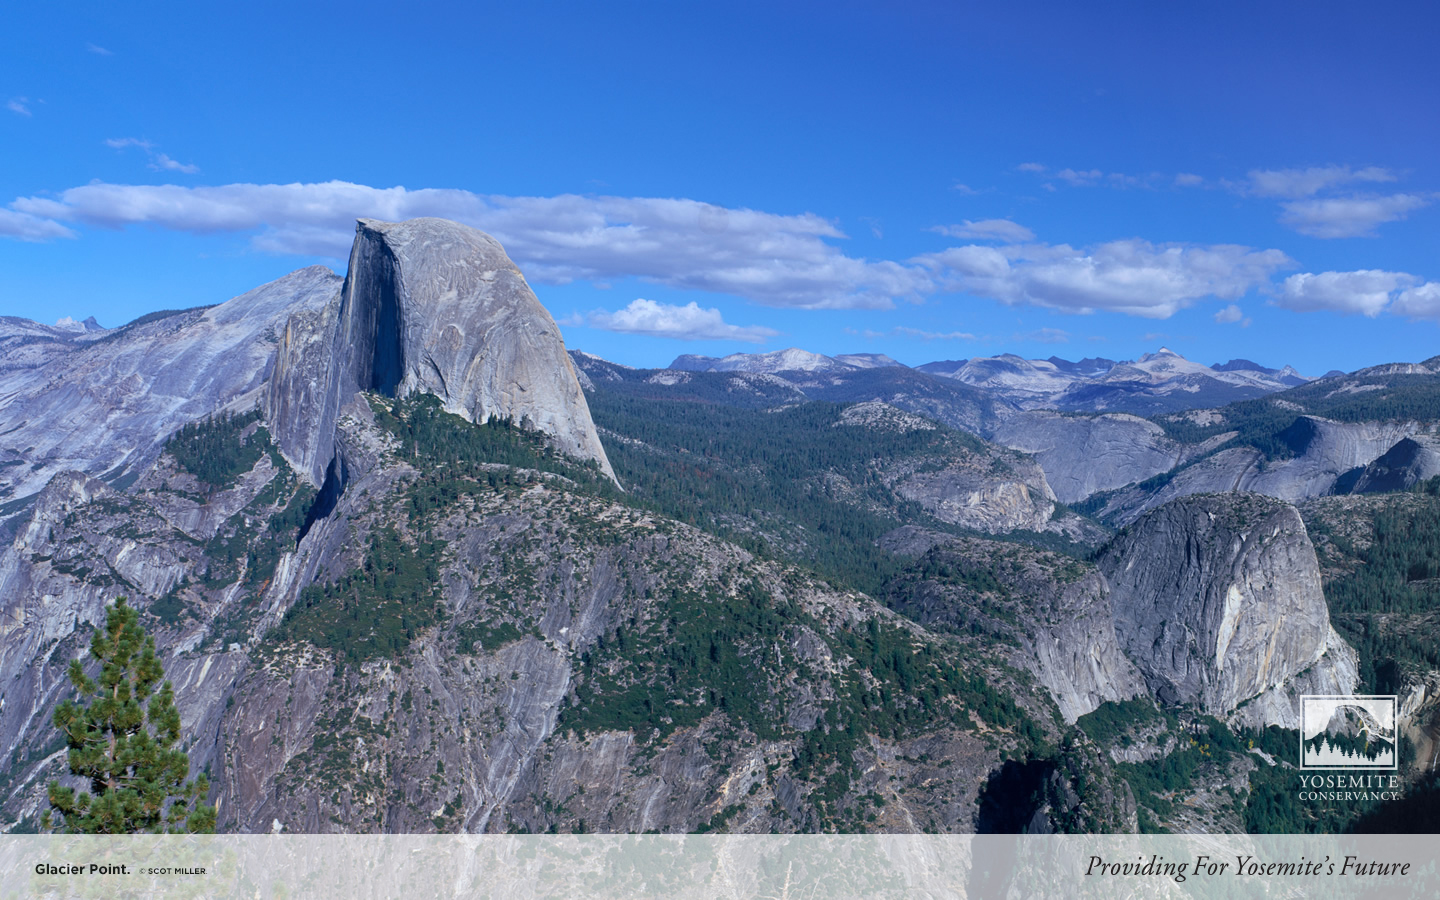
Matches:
[2,1,1438,375]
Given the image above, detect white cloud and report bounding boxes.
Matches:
[86,42,113,56]
[7,97,31,116]
[1016,162,1046,174]
[104,139,199,175]
[892,326,978,341]
[1275,270,1417,317]
[151,153,200,174]
[951,182,977,195]
[1279,193,1429,238]
[11,181,934,309]
[1248,165,1396,199]
[1174,173,1205,188]
[0,208,76,241]
[1015,327,1070,343]
[917,239,1291,318]
[932,219,1035,243]
[3,180,1311,322]
[1213,304,1251,326]
[1388,282,1440,320]
[576,298,778,343]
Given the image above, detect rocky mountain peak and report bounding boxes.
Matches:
[267,217,615,484]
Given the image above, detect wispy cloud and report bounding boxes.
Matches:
[1055,168,1103,186]
[11,181,930,310]
[151,153,200,174]
[6,180,1311,322]
[1014,327,1069,344]
[1247,165,1396,199]
[7,97,31,116]
[892,326,978,341]
[86,42,113,56]
[570,298,778,343]
[1016,163,1158,190]
[1174,173,1205,188]
[104,137,153,151]
[1279,193,1430,239]
[104,138,199,174]
[1237,165,1426,239]
[932,219,1035,243]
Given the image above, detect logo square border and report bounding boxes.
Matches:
[1299,694,1398,771]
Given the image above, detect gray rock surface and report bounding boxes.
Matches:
[1098,493,1356,726]
[267,219,613,485]
[881,527,1147,723]
[991,412,1184,503]
[890,458,1057,534]
[1091,418,1432,525]
[1350,435,1440,494]
[0,268,340,509]
[0,400,1019,833]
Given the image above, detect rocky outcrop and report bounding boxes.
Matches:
[1350,435,1440,494]
[1245,418,1423,502]
[1089,418,1433,526]
[0,267,340,510]
[876,435,1058,534]
[267,218,613,485]
[891,463,1056,534]
[991,412,1182,504]
[1098,493,1356,726]
[881,527,1146,723]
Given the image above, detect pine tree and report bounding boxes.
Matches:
[47,598,216,833]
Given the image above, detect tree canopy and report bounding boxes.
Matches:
[47,598,215,833]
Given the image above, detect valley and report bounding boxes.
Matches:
[2,217,1438,835]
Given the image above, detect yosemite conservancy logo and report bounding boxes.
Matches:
[1299,695,1397,770]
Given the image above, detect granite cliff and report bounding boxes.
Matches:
[267,218,614,487]
[0,267,339,511]
[1098,493,1357,727]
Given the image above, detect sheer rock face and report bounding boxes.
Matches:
[267,218,614,485]
[1351,435,1440,494]
[1098,493,1356,726]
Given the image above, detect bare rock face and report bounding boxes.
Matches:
[1098,493,1356,726]
[881,527,1147,724]
[1350,435,1440,494]
[990,411,1182,504]
[0,267,340,508]
[267,218,614,485]
[882,437,1058,534]
[892,468,1055,534]
[1092,418,1433,526]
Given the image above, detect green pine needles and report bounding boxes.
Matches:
[47,598,216,834]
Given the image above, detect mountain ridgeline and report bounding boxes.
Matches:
[0,217,1438,837]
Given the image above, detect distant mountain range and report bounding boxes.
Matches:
[666,346,1311,415]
